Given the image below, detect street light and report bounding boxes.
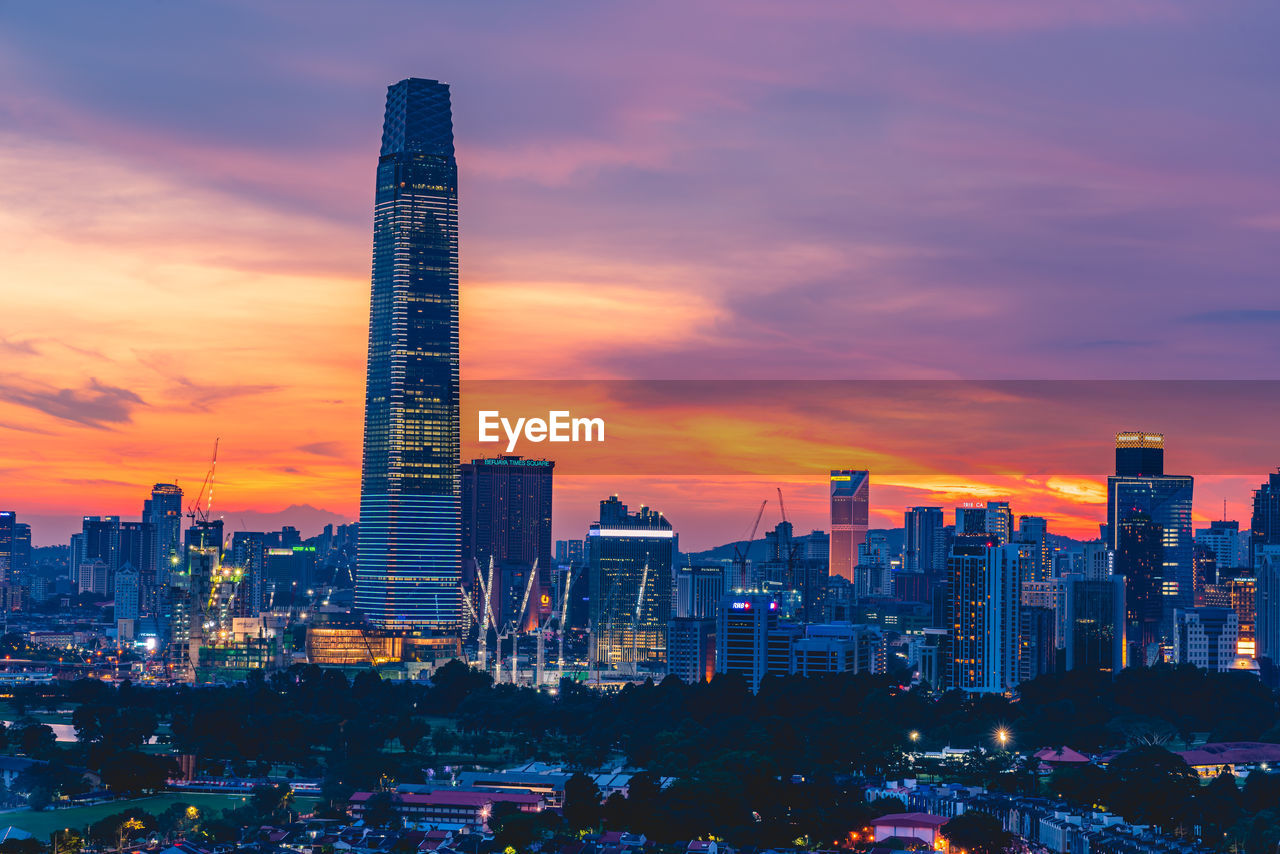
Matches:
[995,727,1010,749]
[909,730,920,743]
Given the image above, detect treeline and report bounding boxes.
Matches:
[1,662,1277,847]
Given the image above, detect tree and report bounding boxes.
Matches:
[1048,763,1110,808]
[940,811,1013,854]
[17,723,58,759]
[563,772,602,831]
[397,717,431,754]
[362,791,403,829]
[1105,746,1198,832]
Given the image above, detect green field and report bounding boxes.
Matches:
[2,793,321,840]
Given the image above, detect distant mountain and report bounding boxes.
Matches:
[215,504,355,538]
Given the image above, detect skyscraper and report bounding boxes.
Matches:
[587,497,675,669]
[461,456,554,628]
[946,540,1024,693]
[1062,573,1127,673]
[904,506,945,575]
[1249,470,1280,571]
[356,78,462,631]
[830,470,869,583]
[1106,432,1193,643]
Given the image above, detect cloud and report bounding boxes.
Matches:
[298,441,345,457]
[166,376,280,412]
[1181,309,1280,326]
[0,377,145,429]
[0,337,40,356]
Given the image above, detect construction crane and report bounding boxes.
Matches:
[556,564,579,674]
[732,500,767,591]
[493,560,539,685]
[187,438,220,525]
[476,558,497,678]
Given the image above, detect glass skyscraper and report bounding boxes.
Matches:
[830,470,869,583]
[1105,432,1193,645]
[356,78,462,631]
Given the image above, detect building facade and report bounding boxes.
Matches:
[587,497,675,669]
[356,78,463,631]
[830,471,869,583]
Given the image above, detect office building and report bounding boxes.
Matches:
[0,512,16,584]
[905,507,945,575]
[1174,607,1238,672]
[956,502,1014,544]
[80,516,121,576]
[356,78,462,631]
[1116,511,1163,664]
[78,559,110,598]
[830,470,869,583]
[667,617,715,684]
[1062,574,1127,673]
[587,496,675,668]
[1017,516,1051,582]
[1250,471,1280,571]
[1106,432,1194,640]
[791,622,886,677]
[115,565,141,622]
[1082,541,1114,580]
[1256,545,1280,665]
[947,540,1023,693]
[555,539,585,566]
[675,565,725,619]
[715,591,781,693]
[143,483,184,582]
[1196,520,1240,574]
[461,456,554,626]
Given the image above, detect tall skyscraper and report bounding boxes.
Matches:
[947,539,1024,693]
[1117,511,1163,664]
[461,456,554,627]
[1017,516,1051,582]
[356,78,462,631]
[1250,471,1280,571]
[1106,432,1193,643]
[904,506,945,575]
[1062,574,1127,673]
[830,470,869,583]
[0,511,15,584]
[1173,607,1238,672]
[587,497,675,669]
[1255,544,1280,666]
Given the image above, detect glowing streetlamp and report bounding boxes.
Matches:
[995,727,1010,749]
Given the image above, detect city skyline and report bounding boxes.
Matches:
[3,3,1280,547]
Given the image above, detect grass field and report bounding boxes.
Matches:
[2,793,321,840]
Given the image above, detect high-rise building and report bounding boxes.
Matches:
[674,565,725,619]
[81,516,121,575]
[115,565,141,623]
[1196,520,1241,574]
[1062,574,1127,673]
[0,511,15,584]
[1017,516,1051,582]
[1106,432,1193,642]
[830,471,869,583]
[956,502,1014,544]
[1256,545,1280,665]
[356,78,462,632]
[715,591,781,694]
[555,539,585,566]
[667,617,715,684]
[947,539,1024,693]
[1250,471,1280,571]
[1173,607,1238,672]
[1117,511,1163,664]
[143,483,184,580]
[587,497,675,668]
[904,507,945,575]
[461,456,554,627]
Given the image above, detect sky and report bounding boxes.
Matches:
[1,2,1278,546]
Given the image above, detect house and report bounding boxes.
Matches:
[870,813,950,850]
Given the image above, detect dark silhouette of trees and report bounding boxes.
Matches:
[941,811,1014,854]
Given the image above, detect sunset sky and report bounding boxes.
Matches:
[2,2,1278,546]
